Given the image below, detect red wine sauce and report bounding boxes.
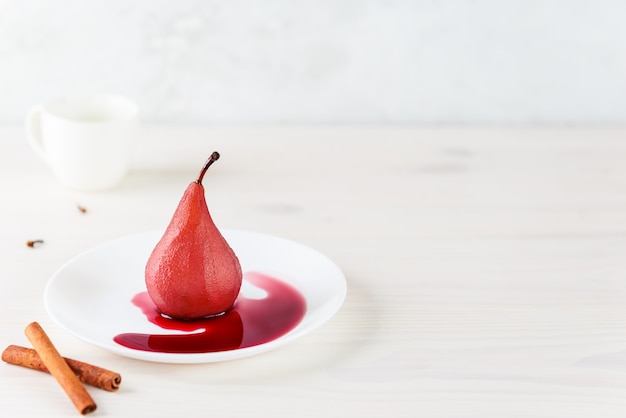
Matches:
[114,272,307,353]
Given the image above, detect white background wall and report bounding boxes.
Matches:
[1,0,625,124]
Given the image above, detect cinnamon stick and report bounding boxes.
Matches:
[24,322,97,415]
[2,345,121,392]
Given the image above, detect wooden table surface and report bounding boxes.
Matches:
[1,125,626,417]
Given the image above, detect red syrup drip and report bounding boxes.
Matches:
[113,272,307,354]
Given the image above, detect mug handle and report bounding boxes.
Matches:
[25,105,49,163]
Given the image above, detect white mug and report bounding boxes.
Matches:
[25,94,139,191]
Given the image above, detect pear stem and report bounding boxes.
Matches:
[195,152,220,184]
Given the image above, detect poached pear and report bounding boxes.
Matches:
[145,152,242,320]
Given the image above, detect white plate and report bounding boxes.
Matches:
[44,229,347,363]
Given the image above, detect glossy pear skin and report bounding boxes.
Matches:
[145,180,242,320]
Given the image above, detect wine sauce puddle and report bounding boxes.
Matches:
[114,272,306,354]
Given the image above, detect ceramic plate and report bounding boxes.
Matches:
[44,229,347,363]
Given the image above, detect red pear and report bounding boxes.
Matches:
[145,152,242,320]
